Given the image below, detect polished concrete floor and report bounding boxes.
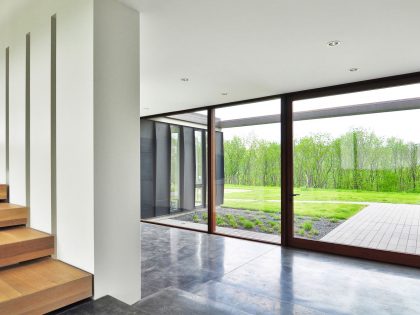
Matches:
[57,223,420,314]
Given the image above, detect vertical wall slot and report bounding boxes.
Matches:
[26,33,31,208]
[51,15,57,242]
[5,48,9,185]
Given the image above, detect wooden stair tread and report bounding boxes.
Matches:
[0,258,91,299]
[0,227,54,266]
[0,258,92,314]
[0,227,50,245]
[0,203,26,210]
[0,184,92,313]
[0,204,28,228]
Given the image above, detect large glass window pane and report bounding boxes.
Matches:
[195,187,203,207]
[140,110,208,232]
[293,83,420,112]
[195,130,205,208]
[215,100,281,243]
[293,84,420,255]
[170,126,180,211]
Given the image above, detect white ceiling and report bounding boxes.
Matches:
[120,0,420,115]
[123,1,420,116]
[3,0,420,117]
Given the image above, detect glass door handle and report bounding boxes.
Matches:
[292,194,300,197]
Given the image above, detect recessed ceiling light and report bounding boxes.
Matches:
[349,67,359,72]
[221,92,228,96]
[180,78,189,82]
[327,40,341,47]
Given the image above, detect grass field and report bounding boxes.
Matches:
[222,184,420,220]
[225,184,420,204]
[223,199,364,220]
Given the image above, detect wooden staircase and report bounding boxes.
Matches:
[0,185,93,314]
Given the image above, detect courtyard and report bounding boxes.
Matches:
[146,185,420,253]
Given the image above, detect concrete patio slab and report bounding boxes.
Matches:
[321,203,420,254]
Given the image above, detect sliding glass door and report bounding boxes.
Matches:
[291,83,420,256]
[214,100,281,243]
[140,101,282,243]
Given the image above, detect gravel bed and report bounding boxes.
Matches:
[173,207,344,241]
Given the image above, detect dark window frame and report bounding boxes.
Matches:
[141,71,420,268]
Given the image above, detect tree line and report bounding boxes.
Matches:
[223,129,420,192]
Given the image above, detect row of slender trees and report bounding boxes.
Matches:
[223,129,420,192]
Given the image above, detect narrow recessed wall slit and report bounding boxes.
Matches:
[5,48,9,185]
[51,15,57,245]
[25,33,31,209]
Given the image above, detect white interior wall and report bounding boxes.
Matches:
[1,0,95,271]
[55,0,95,274]
[0,0,141,304]
[8,23,27,206]
[29,2,52,233]
[93,0,141,303]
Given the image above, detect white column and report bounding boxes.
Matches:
[55,0,95,273]
[93,0,141,304]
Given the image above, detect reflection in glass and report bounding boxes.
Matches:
[140,111,208,232]
[170,126,180,211]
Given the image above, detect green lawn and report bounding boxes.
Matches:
[225,184,420,204]
[222,184,420,220]
[294,203,365,220]
[222,199,365,220]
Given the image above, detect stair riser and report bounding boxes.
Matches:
[0,236,54,266]
[0,185,8,201]
[0,218,27,228]
[0,208,28,228]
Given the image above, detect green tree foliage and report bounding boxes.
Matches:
[224,135,280,186]
[223,129,420,192]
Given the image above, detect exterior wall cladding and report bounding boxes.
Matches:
[140,119,224,219]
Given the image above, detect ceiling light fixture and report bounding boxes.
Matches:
[180,78,189,82]
[327,40,341,47]
[349,67,359,72]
